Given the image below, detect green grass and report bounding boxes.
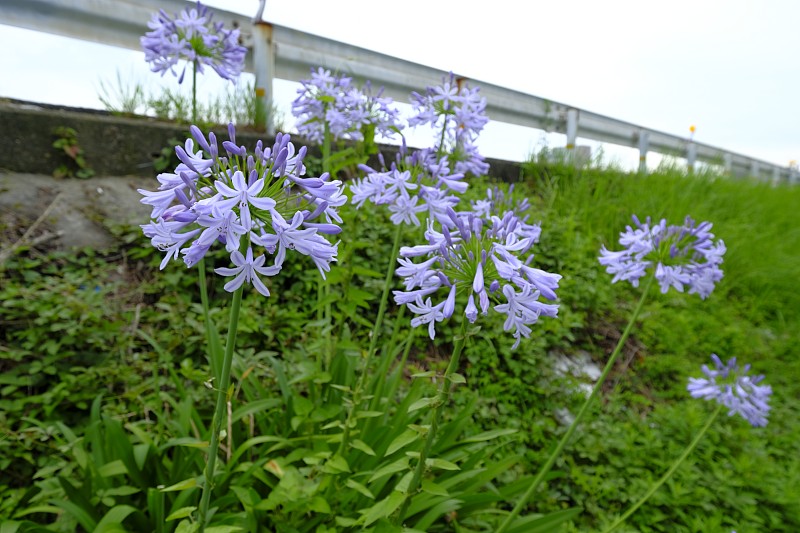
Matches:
[1,158,798,532]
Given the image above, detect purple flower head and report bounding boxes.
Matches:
[409,73,490,178]
[140,1,246,83]
[599,215,725,298]
[393,208,560,348]
[292,68,403,144]
[139,124,345,296]
[687,354,772,427]
[351,142,465,228]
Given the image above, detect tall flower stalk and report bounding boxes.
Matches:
[138,124,344,529]
[497,214,726,533]
[603,354,771,532]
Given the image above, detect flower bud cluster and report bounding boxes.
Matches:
[688,354,772,427]
[599,215,726,298]
[292,68,402,144]
[139,124,345,297]
[140,1,246,83]
[393,207,560,348]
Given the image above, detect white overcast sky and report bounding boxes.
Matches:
[1,0,798,169]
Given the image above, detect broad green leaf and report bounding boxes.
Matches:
[98,459,127,477]
[205,527,244,533]
[293,395,314,417]
[407,397,437,413]
[308,496,331,514]
[50,499,97,531]
[425,458,460,471]
[410,371,436,379]
[460,428,519,443]
[356,410,384,418]
[351,439,377,456]
[334,517,359,527]
[386,429,420,456]
[369,457,410,483]
[231,486,261,508]
[447,373,467,384]
[322,455,351,474]
[421,480,449,497]
[231,399,282,422]
[166,507,197,521]
[505,507,583,533]
[345,478,375,499]
[159,477,198,492]
[361,491,406,527]
[95,505,138,532]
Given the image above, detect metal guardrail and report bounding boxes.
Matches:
[2,0,796,183]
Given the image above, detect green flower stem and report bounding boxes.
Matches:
[197,260,221,380]
[496,275,655,533]
[602,403,723,533]
[198,285,244,532]
[396,318,469,524]
[336,224,403,456]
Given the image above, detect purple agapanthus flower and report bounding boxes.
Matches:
[139,124,344,296]
[599,215,725,298]
[393,207,560,349]
[292,68,402,144]
[140,1,247,83]
[688,354,772,427]
[350,140,466,228]
[409,73,490,178]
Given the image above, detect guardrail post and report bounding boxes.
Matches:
[252,5,275,135]
[565,109,578,151]
[686,142,697,173]
[723,153,733,175]
[750,160,760,180]
[772,166,781,186]
[638,131,649,173]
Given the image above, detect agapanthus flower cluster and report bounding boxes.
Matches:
[688,354,772,427]
[393,207,560,348]
[140,1,247,83]
[292,68,402,144]
[350,140,468,227]
[599,215,726,298]
[409,72,490,177]
[139,124,344,297]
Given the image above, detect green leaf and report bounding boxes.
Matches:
[407,397,437,413]
[460,428,518,443]
[361,491,406,527]
[166,506,197,521]
[159,477,198,492]
[204,527,244,533]
[421,480,449,497]
[50,499,97,531]
[410,371,436,379]
[386,429,420,456]
[369,457,410,483]
[308,496,332,514]
[98,459,128,477]
[505,507,583,533]
[345,479,375,499]
[231,398,282,422]
[351,439,377,456]
[425,458,460,471]
[322,455,351,474]
[293,395,314,416]
[356,410,384,418]
[447,373,467,384]
[95,505,138,532]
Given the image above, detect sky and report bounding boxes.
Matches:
[1,0,798,169]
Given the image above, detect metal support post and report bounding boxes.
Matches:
[565,108,578,150]
[723,153,733,175]
[686,142,697,173]
[252,1,275,135]
[637,130,649,173]
[750,160,760,180]
[772,166,780,186]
